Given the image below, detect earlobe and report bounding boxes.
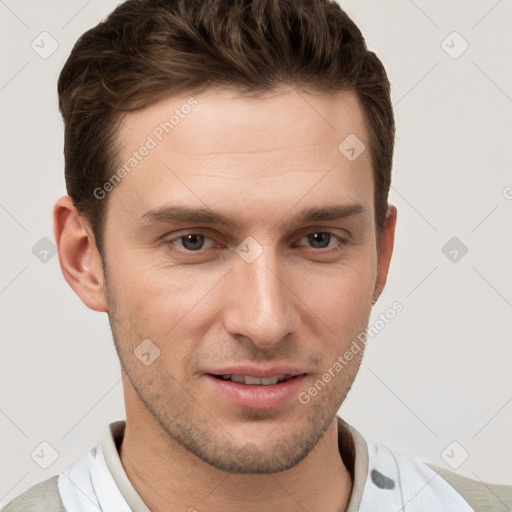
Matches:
[372,205,397,304]
[53,195,108,313]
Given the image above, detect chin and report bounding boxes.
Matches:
[193,432,318,474]
[158,400,337,475]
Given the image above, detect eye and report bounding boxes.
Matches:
[168,233,216,252]
[295,231,347,250]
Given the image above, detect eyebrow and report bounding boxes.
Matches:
[138,203,366,230]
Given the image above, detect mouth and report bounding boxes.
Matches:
[210,374,299,386]
[205,370,308,410]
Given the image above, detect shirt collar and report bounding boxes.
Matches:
[101,420,151,512]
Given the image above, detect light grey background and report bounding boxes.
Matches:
[1,0,511,506]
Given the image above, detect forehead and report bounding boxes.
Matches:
[118,86,368,157]
[107,86,373,229]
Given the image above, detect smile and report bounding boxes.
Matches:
[214,374,293,385]
[206,373,307,409]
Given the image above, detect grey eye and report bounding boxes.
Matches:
[179,234,206,251]
[306,232,333,249]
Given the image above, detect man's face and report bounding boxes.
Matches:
[100,86,389,473]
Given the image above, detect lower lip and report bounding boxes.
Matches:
[205,374,307,410]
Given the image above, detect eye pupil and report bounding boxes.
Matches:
[308,232,331,249]
[182,234,205,250]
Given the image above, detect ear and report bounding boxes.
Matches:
[372,205,397,304]
[53,195,108,312]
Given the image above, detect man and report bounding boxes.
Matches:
[3,0,510,510]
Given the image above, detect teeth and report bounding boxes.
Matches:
[219,374,290,385]
[260,376,280,385]
[244,375,263,385]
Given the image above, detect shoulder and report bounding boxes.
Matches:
[1,475,65,512]
[427,464,512,511]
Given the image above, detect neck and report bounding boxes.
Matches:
[119,408,353,512]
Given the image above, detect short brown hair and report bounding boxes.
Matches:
[58,0,394,256]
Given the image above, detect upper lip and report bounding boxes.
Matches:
[205,365,307,378]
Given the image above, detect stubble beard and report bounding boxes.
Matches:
[103,269,363,475]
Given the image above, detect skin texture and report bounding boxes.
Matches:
[54,86,397,512]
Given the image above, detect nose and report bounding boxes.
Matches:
[222,244,297,349]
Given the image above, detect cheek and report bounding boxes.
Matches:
[292,267,376,375]
[301,258,376,320]
[107,256,228,340]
